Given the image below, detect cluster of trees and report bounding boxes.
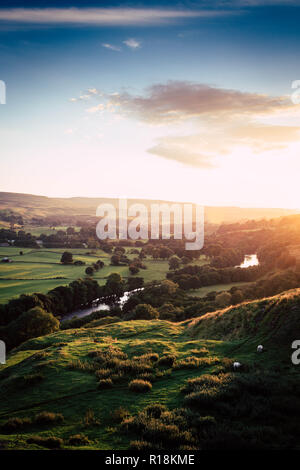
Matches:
[166,264,264,291]
[0,272,130,350]
[85,260,105,276]
[0,229,37,247]
[0,307,59,351]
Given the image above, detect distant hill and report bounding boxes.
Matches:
[0,191,299,224]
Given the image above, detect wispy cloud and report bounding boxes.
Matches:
[103,81,298,167]
[107,81,291,123]
[102,43,121,52]
[69,81,300,168]
[123,38,141,49]
[0,8,230,26]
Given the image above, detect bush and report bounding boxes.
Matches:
[98,378,113,389]
[157,354,176,367]
[68,434,90,446]
[81,409,100,427]
[34,411,64,425]
[129,379,152,393]
[131,304,159,320]
[1,417,31,432]
[27,436,63,449]
[95,368,111,379]
[130,440,153,451]
[144,404,167,418]
[111,407,130,423]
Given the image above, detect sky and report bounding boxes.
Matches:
[1,1,300,208]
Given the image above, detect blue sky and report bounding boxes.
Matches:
[1,1,300,207]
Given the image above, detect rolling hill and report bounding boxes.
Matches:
[0,191,299,224]
[0,288,300,450]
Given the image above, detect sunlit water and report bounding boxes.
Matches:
[237,254,259,269]
[61,288,143,323]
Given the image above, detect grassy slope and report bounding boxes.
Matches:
[187,287,300,344]
[0,321,225,449]
[1,289,300,449]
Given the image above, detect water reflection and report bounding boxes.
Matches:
[238,254,259,268]
[61,288,143,323]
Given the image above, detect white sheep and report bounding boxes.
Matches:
[257,345,263,353]
[233,361,241,370]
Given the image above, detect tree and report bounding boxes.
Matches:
[85,266,94,276]
[129,265,140,275]
[106,273,124,298]
[66,227,75,236]
[216,291,232,308]
[111,254,120,266]
[132,304,159,320]
[231,289,244,305]
[15,307,59,344]
[127,277,144,291]
[61,251,73,264]
[169,255,181,271]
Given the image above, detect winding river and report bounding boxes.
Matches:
[61,288,143,323]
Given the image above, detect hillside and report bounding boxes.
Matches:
[0,289,300,450]
[187,288,300,344]
[0,192,299,224]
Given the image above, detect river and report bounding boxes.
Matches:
[237,254,259,269]
[61,288,143,323]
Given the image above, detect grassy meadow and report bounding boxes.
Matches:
[0,288,299,450]
[0,247,208,303]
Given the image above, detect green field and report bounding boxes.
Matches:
[0,321,273,450]
[0,248,207,303]
[185,282,250,298]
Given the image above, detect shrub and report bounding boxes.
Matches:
[98,378,113,389]
[130,440,153,451]
[27,436,63,449]
[129,379,152,393]
[144,404,167,418]
[34,411,64,425]
[68,359,95,372]
[81,409,100,427]
[175,356,220,370]
[1,417,31,432]
[133,352,159,362]
[131,304,159,320]
[68,434,90,446]
[111,407,130,423]
[95,368,111,379]
[157,354,176,367]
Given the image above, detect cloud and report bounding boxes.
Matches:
[123,38,141,49]
[86,103,105,113]
[108,81,292,124]
[147,123,300,167]
[70,80,300,168]
[0,8,230,26]
[148,137,216,168]
[102,43,121,52]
